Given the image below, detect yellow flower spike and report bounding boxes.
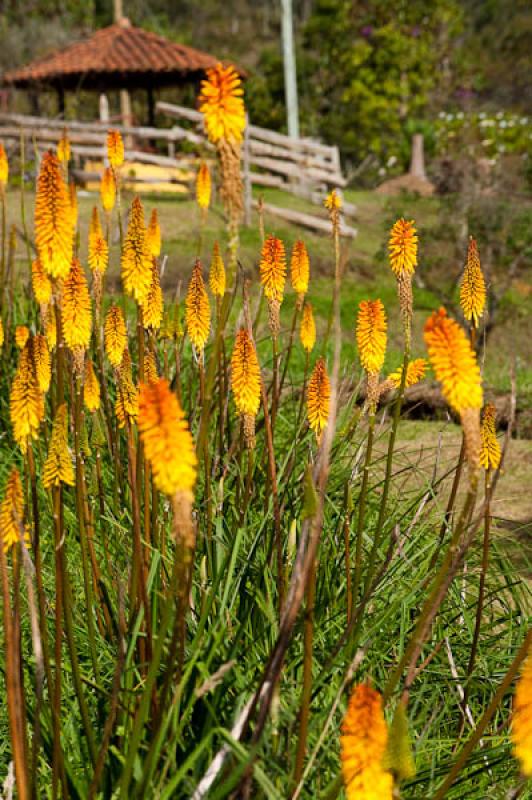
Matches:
[356,299,387,375]
[144,351,158,384]
[100,167,116,213]
[290,239,310,298]
[199,63,246,144]
[122,196,152,305]
[115,361,139,429]
[387,358,427,389]
[231,328,261,450]
[231,328,261,417]
[88,207,109,275]
[324,189,342,213]
[56,131,70,164]
[15,326,30,350]
[45,304,57,350]
[209,241,226,298]
[340,684,393,800]
[196,161,212,210]
[31,258,52,306]
[107,129,124,169]
[138,378,197,496]
[61,260,92,352]
[423,308,483,415]
[0,143,8,188]
[104,305,128,368]
[141,260,163,331]
[43,404,75,489]
[479,403,501,470]
[300,302,316,353]
[0,318,4,348]
[388,218,418,276]
[84,359,101,413]
[32,334,51,393]
[146,208,162,258]
[307,357,331,443]
[185,259,211,353]
[0,469,29,553]
[460,237,486,328]
[10,342,44,453]
[512,644,532,777]
[69,181,78,229]
[424,308,483,469]
[260,234,286,303]
[34,151,74,279]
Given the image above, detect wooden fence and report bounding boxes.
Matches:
[0,108,354,236]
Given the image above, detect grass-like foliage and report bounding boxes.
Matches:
[0,121,530,800]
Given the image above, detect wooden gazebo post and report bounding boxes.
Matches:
[114,0,133,142]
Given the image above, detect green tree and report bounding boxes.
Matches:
[299,0,464,165]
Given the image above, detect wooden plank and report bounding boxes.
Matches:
[249,139,331,168]
[156,101,337,158]
[249,173,286,188]
[254,200,356,238]
[250,155,346,187]
[0,112,178,140]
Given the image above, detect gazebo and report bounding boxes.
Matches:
[3,18,221,125]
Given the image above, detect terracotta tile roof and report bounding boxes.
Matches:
[3,20,222,89]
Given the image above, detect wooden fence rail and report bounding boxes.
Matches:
[0,108,353,236]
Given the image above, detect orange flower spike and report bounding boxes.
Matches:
[61,260,92,352]
[42,404,74,489]
[138,378,197,496]
[341,684,393,800]
[146,208,162,258]
[196,161,212,210]
[460,237,486,328]
[31,258,52,306]
[141,260,163,331]
[479,403,501,470]
[0,469,28,553]
[10,343,44,453]
[34,151,74,279]
[56,131,70,164]
[209,241,226,297]
[100,167,116,213]
[122,196,152,305]
[290,240,310,296]
[387,358,427,389]
[15,325,30,350]
[104,305,128,367]
[423,308,483,414]
[107,129,124,169]
[0,143,8,188]
[32,334,52,393]
[231,329,261,417]
[307,357,331,443]
[260,235,286,303]
[199,63,246,144]
[185,259,211,352]
[388,218,418,276]
[512,644,532,777]
[356,300,387,375]
[84,360,101,412]
[300,302,316,353]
